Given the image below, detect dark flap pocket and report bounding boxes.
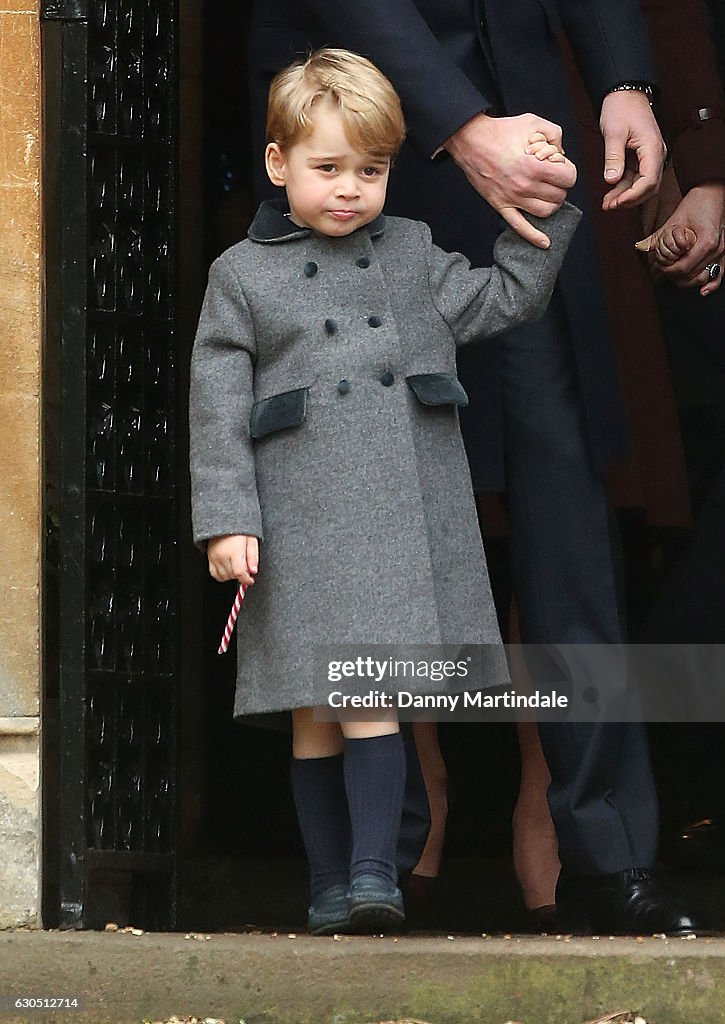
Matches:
[250,387,308,440]
[406,373,469,408]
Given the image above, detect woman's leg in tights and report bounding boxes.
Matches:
[509,615,561,914]
[411,720,448,879]
[514,719,559,911]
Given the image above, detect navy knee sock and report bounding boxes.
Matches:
[344,733,406,888]
[290,753,351,903]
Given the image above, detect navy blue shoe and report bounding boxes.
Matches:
[348,874,405,934]
[307,884,351,936]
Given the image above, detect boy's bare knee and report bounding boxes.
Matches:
[292,707,343,758]
[340,717,399,741]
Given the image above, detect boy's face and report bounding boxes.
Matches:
[265,96,390,237]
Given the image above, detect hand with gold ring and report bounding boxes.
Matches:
[636,182,725,296]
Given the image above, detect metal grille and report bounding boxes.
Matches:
[46,0,179,929]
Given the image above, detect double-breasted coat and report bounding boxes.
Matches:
[189,199,580,716]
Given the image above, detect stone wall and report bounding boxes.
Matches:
[0,2,42,927]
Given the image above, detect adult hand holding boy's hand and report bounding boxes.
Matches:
[445,112,577,249]
[207,534,259,586]
[636,183,725,297]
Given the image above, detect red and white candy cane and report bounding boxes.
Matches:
[218,582,247,654]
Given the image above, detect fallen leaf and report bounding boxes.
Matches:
[579,1012,641,1024]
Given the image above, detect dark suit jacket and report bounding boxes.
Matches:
[248,0,659,488]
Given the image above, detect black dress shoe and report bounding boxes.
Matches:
[557,868,708,936]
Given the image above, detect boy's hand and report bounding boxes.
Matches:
[638,222,698,266]
[526,131,567,164]
[207,534,259,586]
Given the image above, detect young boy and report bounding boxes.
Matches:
[189,48,580,935]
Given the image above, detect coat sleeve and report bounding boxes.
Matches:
[556,0,659,107]
[296,0,490,157]
[641,0,725,194]
[424,202,581,345]
[188,255,263,548]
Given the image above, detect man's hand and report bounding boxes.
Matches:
[445,112,577,248]
[635,183,725,296]
[207,534,259,586]
[600,90,666,211]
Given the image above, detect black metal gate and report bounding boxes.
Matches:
[43,0,179,930]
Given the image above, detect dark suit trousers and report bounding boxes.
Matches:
[498,292,659,874]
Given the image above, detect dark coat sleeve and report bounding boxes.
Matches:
[555,0,659,106]
[189,257,263,548]
[296,0,491,156]
[295,0,660,151]
[641,0,725,193]
[425,201,581,344]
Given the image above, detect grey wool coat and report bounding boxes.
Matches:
[189,199,581,716]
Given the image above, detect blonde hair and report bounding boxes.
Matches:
[266,48,406,158]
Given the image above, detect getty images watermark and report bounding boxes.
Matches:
[325,654,567,714]
[311,644,725,722]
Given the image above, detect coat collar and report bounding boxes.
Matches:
[248,198,386,244]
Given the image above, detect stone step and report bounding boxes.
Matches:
[1,929,724,1024]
